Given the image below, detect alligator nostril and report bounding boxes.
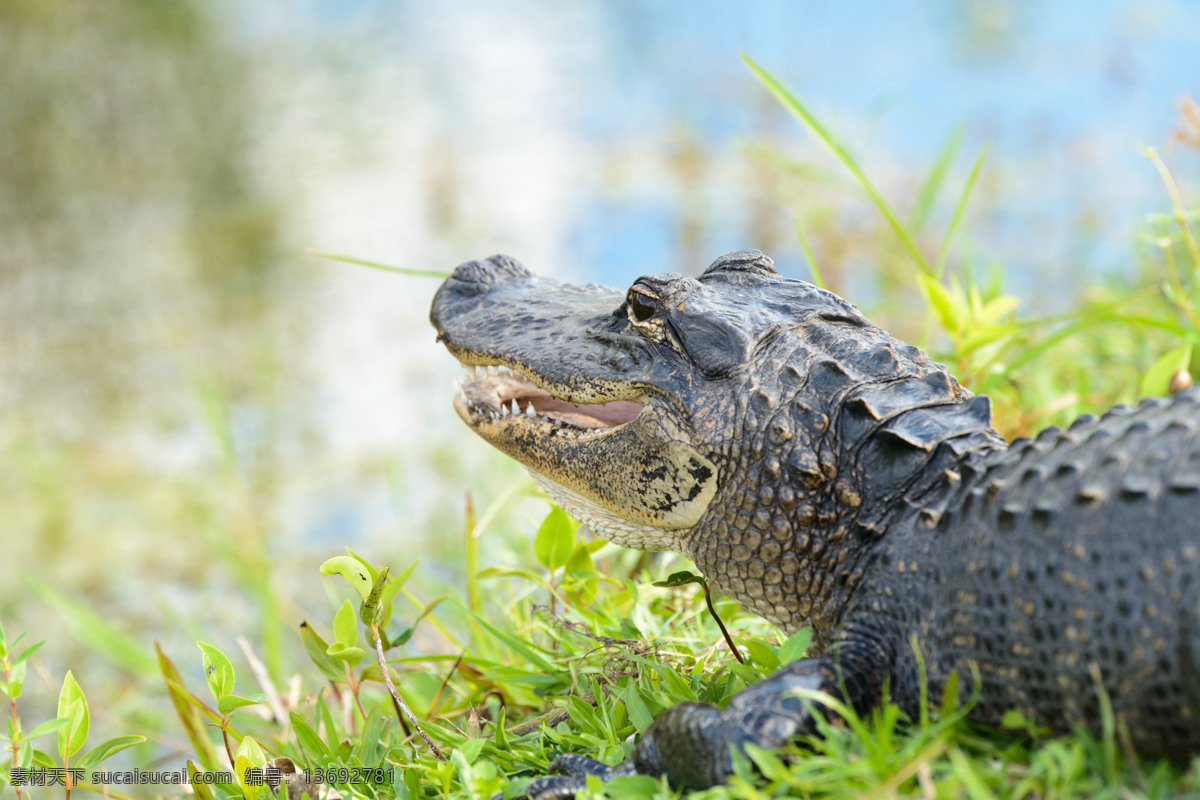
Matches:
[702,249,777,277]
[449,254,532,285]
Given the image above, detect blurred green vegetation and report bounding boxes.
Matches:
[2,4,1199,797]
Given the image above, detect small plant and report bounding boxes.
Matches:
[1,622,145,800]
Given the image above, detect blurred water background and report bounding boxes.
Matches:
[1,0,1197,772]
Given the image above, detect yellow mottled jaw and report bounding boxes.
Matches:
[452,361,718,543]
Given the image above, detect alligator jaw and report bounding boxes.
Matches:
[446,358,718,543]
[452,362,646,439]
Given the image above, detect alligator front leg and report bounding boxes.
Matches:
[504,653,885,799]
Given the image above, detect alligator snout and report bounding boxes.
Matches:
[447,254,532,288]
[432,255,532,333]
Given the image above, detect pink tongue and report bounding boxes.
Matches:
[536,398,642,428]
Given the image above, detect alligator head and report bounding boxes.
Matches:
[431,250,1000,640]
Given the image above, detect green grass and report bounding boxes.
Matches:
[4,63,1200,800]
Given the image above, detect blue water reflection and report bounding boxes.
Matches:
[309,0,1197,295]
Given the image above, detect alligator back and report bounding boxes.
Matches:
[869,389,1200,755]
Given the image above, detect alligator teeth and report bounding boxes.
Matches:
[500,404,509,417]
[526,404,536,418]
[469,366,477,382]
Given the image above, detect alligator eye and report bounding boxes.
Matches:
[627,290,657,322]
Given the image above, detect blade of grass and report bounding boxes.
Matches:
[26,580,156,676]
[1143,146,1200,271]
[909,123,965,235]
[794,218,825,288]
[308,249,450,279]
[979,306,1192,394]
[934,144,989,278]
[743,54,933,277]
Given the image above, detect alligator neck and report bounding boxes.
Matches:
[688,361,1006,649]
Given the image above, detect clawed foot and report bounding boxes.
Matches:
[494,754,636,800]
[494,661,843,798]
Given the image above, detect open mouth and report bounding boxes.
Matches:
[454,363,645,438]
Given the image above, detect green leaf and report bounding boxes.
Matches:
[619,683,654,733]
[320,556,374,601]
[979,294,1020,326]
[918,272,966,337]
[234,735,268,800]
[457,737,486,765]
[1140,343,1193,397]
[332,600,358,648]
[5,658,25,698]
[290,712,334,762]
[460,606,556,673]
[326,643,366,666]
[12,640,44,667]
[157,644,221,772]
[563,542,594,576]
[298,622,346,682]
[25,717,70,741]
[389,596,448,647]
[197,642,236,701]
[57,670,90,759]
[534,506,575,571]
[948,744,999,800]
[217,694,265,715]
[941,670,961,717]
[344,549,381,582]
[357,708,388,765]
[379,561,418,627]
[652,570,705,589]
[603,775,661,796]
[778,628,812,665]
[742,640,778,672]
[1001,708,1030,730]
[187,761,217,800]
[74,735,146,771]
[474,566,541,581]
[744,743,792,783]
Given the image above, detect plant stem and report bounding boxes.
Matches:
[368,624,446,760]
[426,652,465,721]
[221,726,235,774]
[702,584,744,664]
[2,655,26,800]
[7,693,25,800]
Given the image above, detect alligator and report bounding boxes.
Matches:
[430,249,1200,797]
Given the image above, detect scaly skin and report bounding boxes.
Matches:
[430,250,1200,796]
